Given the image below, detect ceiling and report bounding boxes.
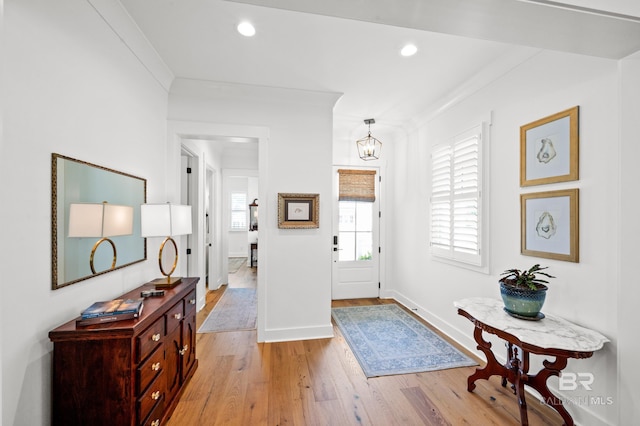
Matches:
[119,0,640,142]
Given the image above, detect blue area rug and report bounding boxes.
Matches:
[331,304,477,378]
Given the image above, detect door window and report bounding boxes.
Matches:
[338,201,373,261]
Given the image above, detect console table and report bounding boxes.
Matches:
[49,277,199,426]
[455,297,608,426]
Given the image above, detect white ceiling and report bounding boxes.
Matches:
[119,0,640,141]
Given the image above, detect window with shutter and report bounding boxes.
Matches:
[430,124,484,266]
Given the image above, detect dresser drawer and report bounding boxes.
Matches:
[137,344,164,395]
[165,300,184,334]
[137,317,165,363]
[138,369,165,425]
[141,394,165,426]
[184,289,197,315]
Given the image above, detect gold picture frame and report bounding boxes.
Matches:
[521,189,579,263]
[52,153,147,289]
[278,193,319,229]
[520,106,579,186]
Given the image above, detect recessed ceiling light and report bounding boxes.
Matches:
[400,44,417,57]
[237,21,256,37]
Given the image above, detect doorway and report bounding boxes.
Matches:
[170,120,268,341]
[332,167,381,299]
[180,149,197,279]
[225,172,258,289]
[205,167,218,288]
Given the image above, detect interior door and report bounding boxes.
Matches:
[180,154,192,277]
[332,167,380,299]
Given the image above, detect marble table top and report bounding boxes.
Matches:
[455,297,609,353]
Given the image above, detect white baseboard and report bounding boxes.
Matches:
[262,324,334,343]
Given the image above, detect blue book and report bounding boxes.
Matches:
[114,298,144,315]
[81,299,123,318]
[81,298,143,319]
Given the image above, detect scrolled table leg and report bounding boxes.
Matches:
[468,325,509,392]
[527,356,574,426]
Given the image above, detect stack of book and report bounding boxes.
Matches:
[77,298,144,326]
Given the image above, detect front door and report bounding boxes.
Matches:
[331,167,380,299]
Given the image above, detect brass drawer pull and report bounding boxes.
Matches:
[151,390,160,400]
[173,313,182,320]
[189,298,196,305]
[179,345,189,356]
[151,362,161,371]
[151,420,160,426]
[151,333,161,342]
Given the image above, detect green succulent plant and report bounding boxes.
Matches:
[499,264,555,290]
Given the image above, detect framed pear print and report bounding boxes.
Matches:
[520,106,579,186]
[521,189,579,262]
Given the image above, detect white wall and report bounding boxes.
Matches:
[1,1,172,424]
[169,79,341,342]
[389,50,623,425]
[0,0,5,422]
[618,51,640,426]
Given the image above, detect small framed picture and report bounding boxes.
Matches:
[520,106,579,186]
[278,193,319,229]
[521,189,579,262]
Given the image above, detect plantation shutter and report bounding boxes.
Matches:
[338,169,376,202]
[452,135,479,255]
[430,125,483,266]
[430,146,452,250]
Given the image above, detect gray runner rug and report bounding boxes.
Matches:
[198,288,257,333]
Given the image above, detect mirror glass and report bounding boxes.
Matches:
[52,153,147,289]
[249,199,258,231]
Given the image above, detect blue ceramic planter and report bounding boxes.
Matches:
[500,281,547,318]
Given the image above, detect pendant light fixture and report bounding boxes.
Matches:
[356,118,382,161]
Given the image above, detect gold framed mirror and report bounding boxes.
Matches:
[51,153,147,289]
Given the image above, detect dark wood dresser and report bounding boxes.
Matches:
[49,277,199,426]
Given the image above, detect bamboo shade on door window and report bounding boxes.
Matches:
[338,169,376,202]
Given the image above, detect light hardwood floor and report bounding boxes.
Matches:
[167,262,561,425]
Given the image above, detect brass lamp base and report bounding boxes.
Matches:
[151,276,183,288]
[153,236,182,288]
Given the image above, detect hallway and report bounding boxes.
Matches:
[169,266,561,425]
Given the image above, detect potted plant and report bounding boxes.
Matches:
[499,264,554,319]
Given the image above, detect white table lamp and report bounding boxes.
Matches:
[68,202,134,274]
[141,203,192,287]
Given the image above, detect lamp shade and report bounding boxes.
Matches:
[141,204,192,237]
[68,203,133,237]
